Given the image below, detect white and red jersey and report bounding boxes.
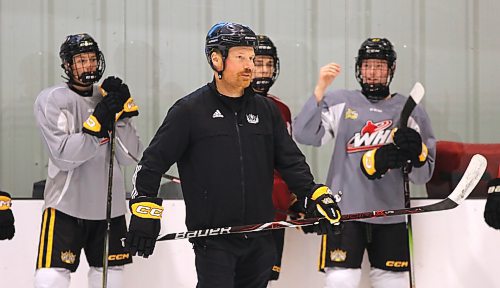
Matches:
[293,89,436,224]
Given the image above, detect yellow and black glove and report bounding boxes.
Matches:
[0,191,15,240]
[100,76,138,121]
[393,127,428,168]
[116,96,139,121]
[306,185,342,236]
[124,196,163,258]
[361,144,406,180]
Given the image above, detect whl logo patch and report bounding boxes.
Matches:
[347,120,392,153]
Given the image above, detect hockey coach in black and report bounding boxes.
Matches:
[125,22,342,288]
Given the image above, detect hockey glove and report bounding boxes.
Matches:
[306,185,342,236]
[125,196,163,258]
[393,127,428,168]
[100,76,123,94]
[0,191,15,240]
[288,196,315,234]
[484,178,500,229]
[82,93,123,138]
[361,144,406,179]
[100,76,137,120]
[116,96,139,120]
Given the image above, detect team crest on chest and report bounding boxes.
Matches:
[246,114,259,124]
[346,119,393,153]
[345,108,358,120]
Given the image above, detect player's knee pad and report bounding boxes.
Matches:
[324,267,362,288]
[88,266,124,288]
[370,268,409,288]
[34,268,71,288]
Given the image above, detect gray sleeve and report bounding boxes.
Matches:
[292,94,327,147]
[34,93,100,171]
[114,118,143,166]
[408,106,436,184]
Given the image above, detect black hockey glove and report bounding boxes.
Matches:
[82,93,123,138]
[100,76,138,120]
[0,191,15,240]
[306,185,342,236]
[101,76,123,94]
[361,144,406,179]
[288,197,314,234]
[484,178,500,229]
[393,127,428,168]
[125,196,163,258]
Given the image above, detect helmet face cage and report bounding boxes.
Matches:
[355,38,397,100]
[252,35,280,93]
[205,22,257,77]
[59,33,105,85]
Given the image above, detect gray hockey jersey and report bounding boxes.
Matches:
[293,89,436,224]
[34,83,142,220]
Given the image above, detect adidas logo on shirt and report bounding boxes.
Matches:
[212,109,224,118]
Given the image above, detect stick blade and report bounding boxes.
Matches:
[448,154,487,205]
[409,82,425,105]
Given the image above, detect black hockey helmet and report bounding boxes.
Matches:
[205,22,257,78]
[252,35,280,94]
[355,38,397,101]
[59,33,105,85]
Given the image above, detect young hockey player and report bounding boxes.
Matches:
[293,38,436,288]
[33,33,142,288]
[251,34,295,284]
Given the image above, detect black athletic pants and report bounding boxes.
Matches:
[192,233,276,288]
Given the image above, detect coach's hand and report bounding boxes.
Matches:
[307,185,342,236]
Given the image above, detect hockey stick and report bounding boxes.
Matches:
[399,82,425,288]
[116,137,181,184]
[103,121,116,288]
[157,154,486,241]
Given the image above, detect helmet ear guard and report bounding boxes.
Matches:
[59,33,105,85]
[355,38,397,101]
[251,35,280,94]
[205,22,257,79]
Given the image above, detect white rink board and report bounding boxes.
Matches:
[1,200,499,288]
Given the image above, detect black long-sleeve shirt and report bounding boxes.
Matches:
[133,81,315,230]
